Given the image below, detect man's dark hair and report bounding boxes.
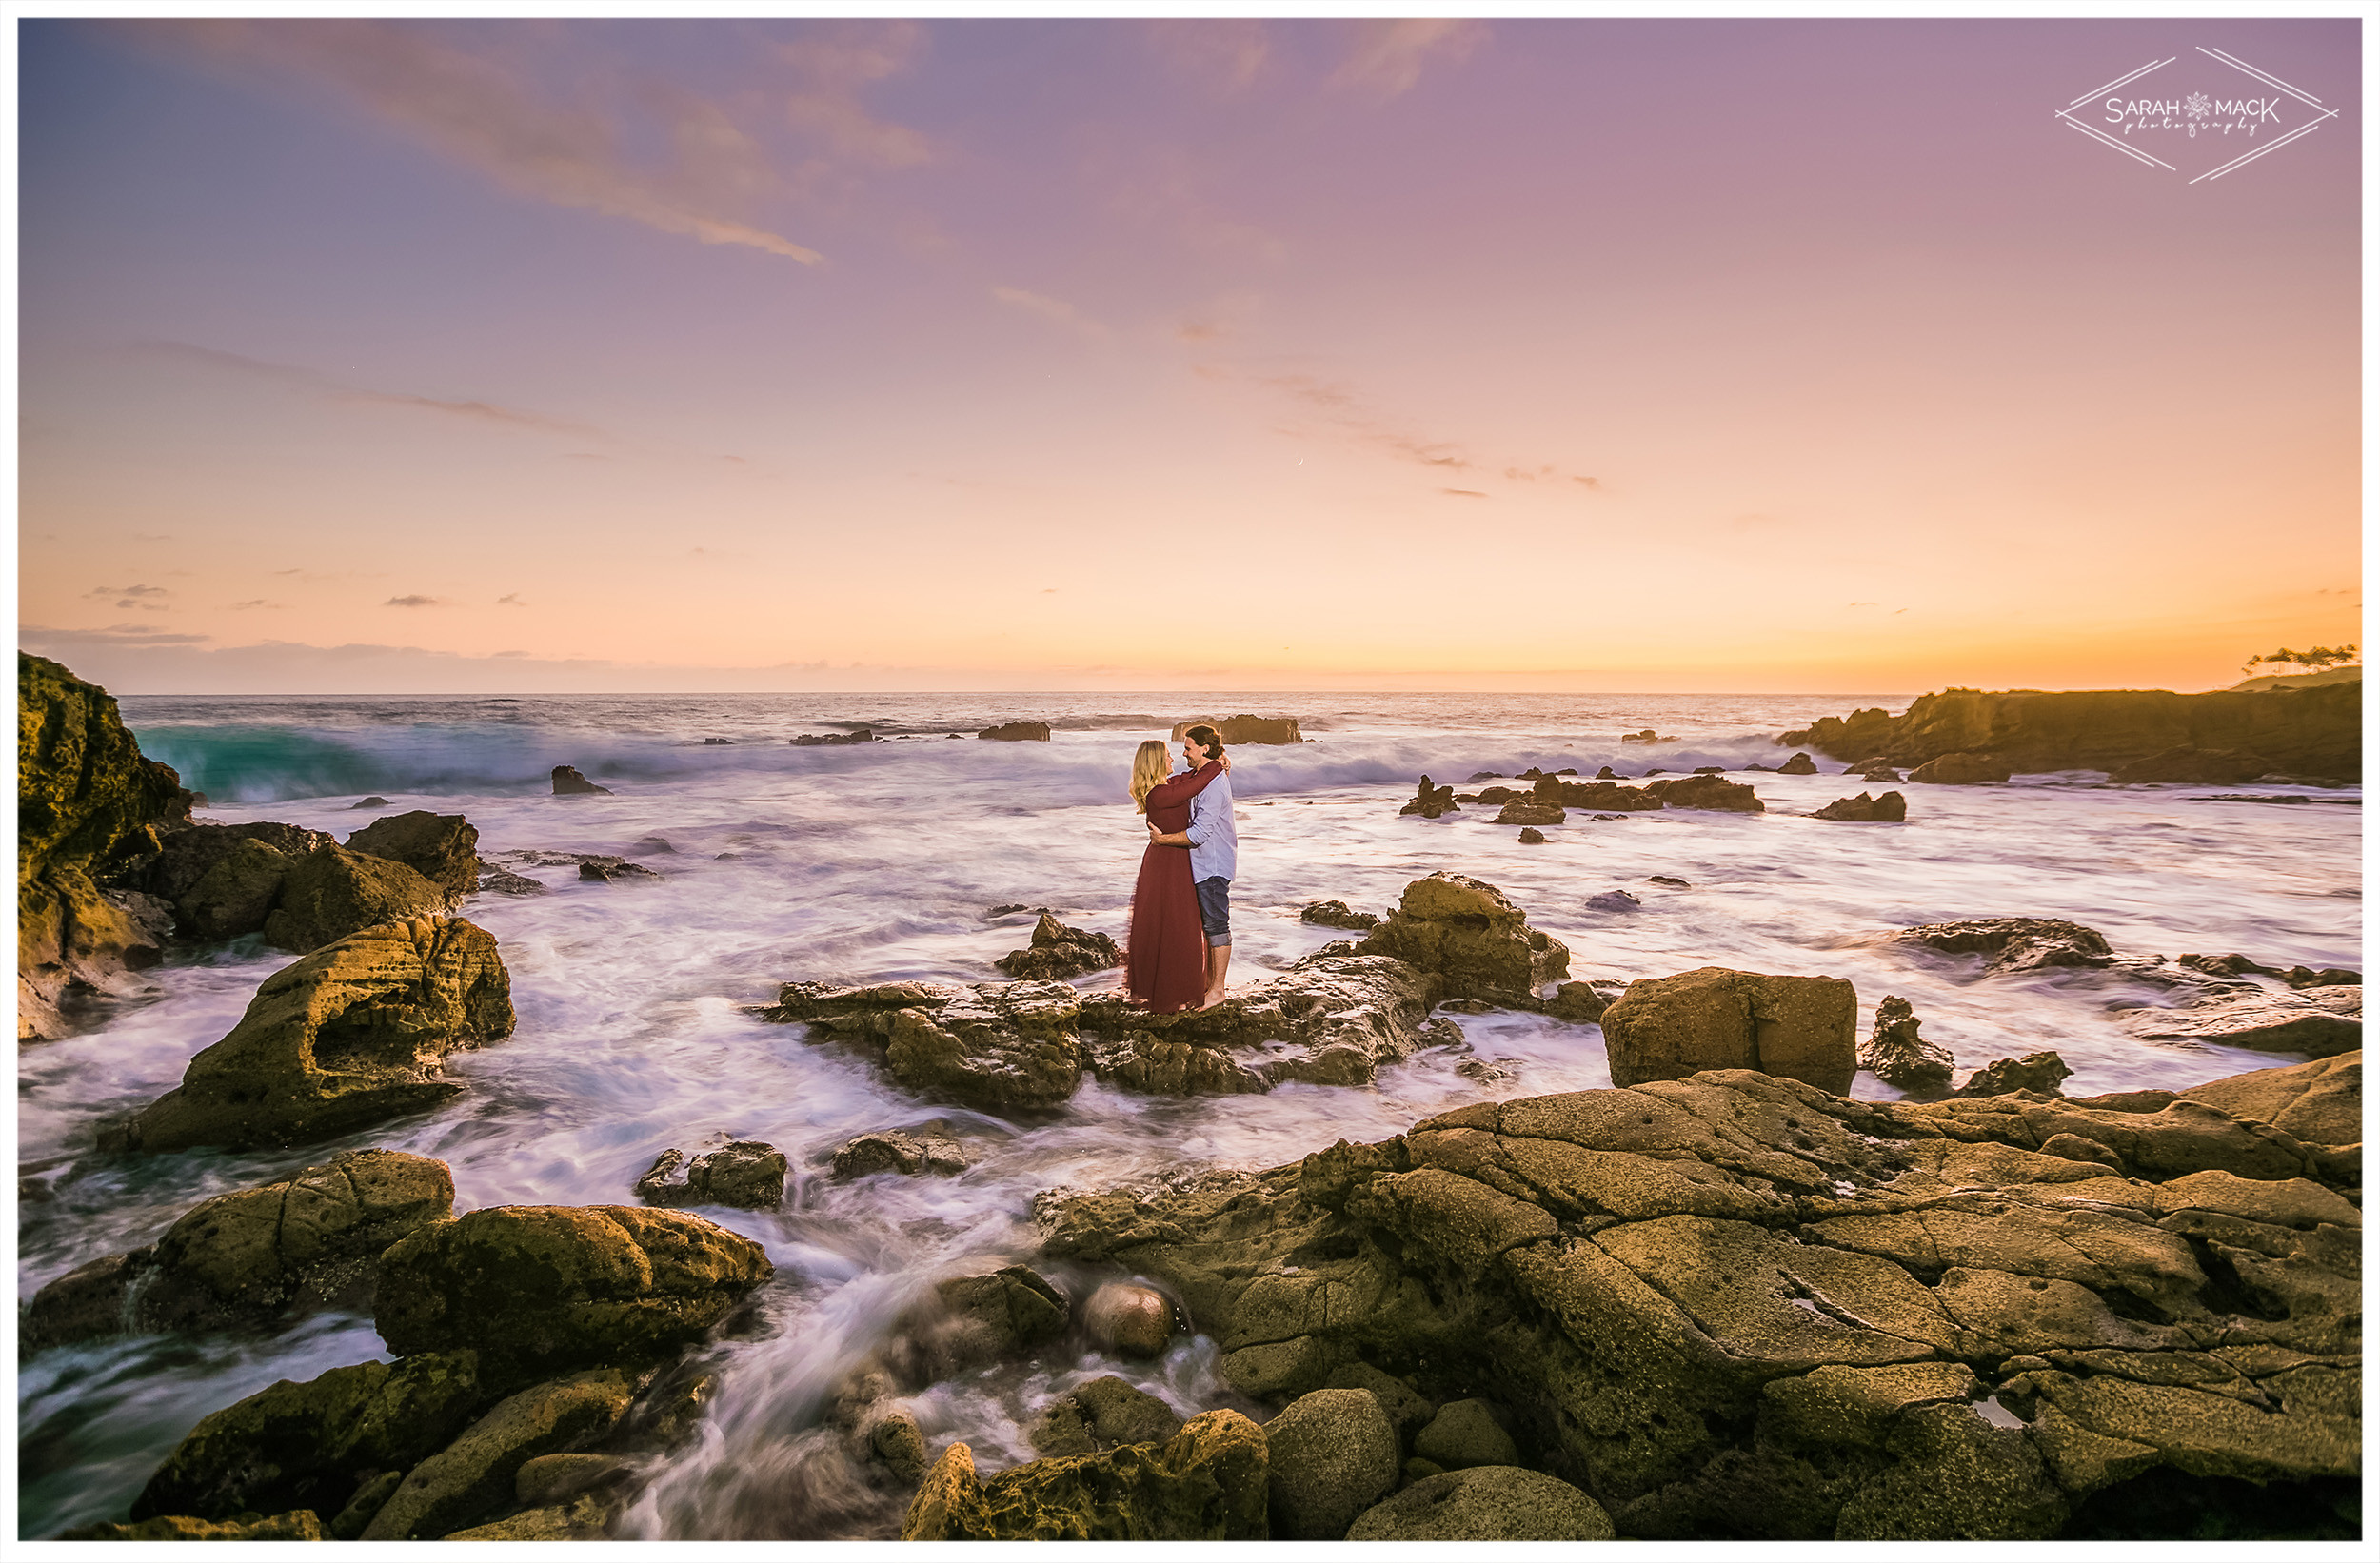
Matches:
[1185,723,1224,758]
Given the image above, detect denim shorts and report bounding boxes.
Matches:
[1195,877,1232,946]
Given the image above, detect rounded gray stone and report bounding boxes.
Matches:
[1347,1466,1616,1541]
[1413,1397,1519,1469]
[1264,1387,1398,1540]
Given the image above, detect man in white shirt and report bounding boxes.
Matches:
[1147,724,1238,1007]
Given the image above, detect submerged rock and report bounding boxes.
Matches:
[1813,790,1908,822]
[790,728,873,746]
[2177,953,2360,990]
[374,1205,774,1387]
[2121,987,2361,1058]
[1895,919,2114,977]
[634,1141,788,1209]
[892,1265,1071,1381]
[112,918,515,1153]
[1600,967,1857,1094]
[833,1127,969,1178]
[26,1149,456,1350]
[996,913,1122,980]
[579,857,660,882]
[902,1410,1269,1540]
[1038,1054,2360,1539]
[1028,1375,1183,1456]
[1954,1051,2074,1098]
[551,766,611,795]
[343,810,482,898]
[1861,996,1954,1093]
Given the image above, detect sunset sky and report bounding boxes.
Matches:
[15,16,2362,694]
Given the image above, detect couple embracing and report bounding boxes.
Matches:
[1124,724,1237,1013]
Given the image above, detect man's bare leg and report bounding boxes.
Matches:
[1203,942,1232,1008]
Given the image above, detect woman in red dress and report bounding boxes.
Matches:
[1125,740,1220,1013]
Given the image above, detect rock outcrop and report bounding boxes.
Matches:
[1778,752,1819,775]
[1953,1051,2073,1098]
[979,722,1052,742]
[833,1127,968,1179]
[18,652,195,1039]
[263,844,451,952]
[1859,996,1953,1094]
[1780,683,2360,784]
[1640,774,1765,812]
[901,1411,1269,1540]
[2108,747,2272,784]
[790,728,873,746]
[25,1149,455,1351]
[1356,873,1569,1006]
[1299,900,1380,932]
[2177,953,2359,991]
[1172,716,1302,745]
[1029,1375,1182,1455]
[1040,1053,2361,1539]
[112,917,515,1153]
[1399,777,1458,818]
[1909,752,2013,784]
[343,810,481,898]
[996,913,1123,980]
[1599,967,1857,1094]
[1894,919,2114,976]
[1813,791,1908,822]
[1495,800,1564,826]
[634,1141,789,1209]
[551,766,611,795]
[139,821,334,940]
[374,1205,774,1388]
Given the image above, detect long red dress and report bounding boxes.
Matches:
[1125,762,1220,1014]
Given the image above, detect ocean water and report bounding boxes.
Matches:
[16,692,2362,1538]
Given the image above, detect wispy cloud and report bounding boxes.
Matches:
[1332,19,1485,100]
[778,22,934,170]
[88,584,171,610]
[133,339,609,442]
[497,593,526,605]
[992,285,1111,342]
[1441,488,1488,499]
[132,19,824,263]
[228,599,283,610]
[385,594,444,607]
[1146,19,1269,94]
[23,623,210,646]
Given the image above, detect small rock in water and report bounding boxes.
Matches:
[1543,981,1608,1023]
[1859,995,1954,1093]
[351,795,391,808]
[1083,1281,1176,1358]
[580,857,659,882]
[1953,1050,2073,1098]
[632,836,676,855]
[1517,827,1547,844]
[832,1127,968,1179]
[978,721,1051,742]
[1399,775,1459,819]
[702,738,733,745]
[1299,900,1381,931]
[1895,918,2113,976]
[1693,765,1726,775]
[1496,801,1563,826]
[1596,765,1621,779]
[1027,1375,1182,1455]
[789,728,873,747]
[551,765,611,796]
[478,866,548,896]
[995,912,1121,979]
[1587,889,1642,912]
[1646,875,1690,888]
[1466,771,1506,782]
[1778,752,1818,775]
[1812,790,1908,822]
[635,1141,789,1208]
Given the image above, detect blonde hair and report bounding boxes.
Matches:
[1130,741,1171,813]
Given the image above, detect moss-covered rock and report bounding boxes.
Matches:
[373,1205,773,1387]
[902,1409,1269,1540]
[1348,1466,1616,1540]
[61,1510,327,1540]
[1600,967,1857,1093]
[25,1148,454,1348]
[113,917,513,1153]
[1357,873,1569,1004]
[343,809,481,899]
[132,1350,485,1522]
[263,843,450,953]
[18,653,193,1039]
[361,1369,637,1539]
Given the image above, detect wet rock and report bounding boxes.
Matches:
[1544,981,1610,1023]
[551,765,611,795]
[1861,996,1954,1094]
[1600,967,1857,1093]
[515,1452,630,1508]
[374,1205,774,1386]
[1813,790,1908,822]
[2176,953,2360,990]
[1648,875,1691,888]
[1495,801,1564,826]
[1028,1375,1183,1455]
[1299,900,1380,932]
[1909,752,2013,784]
[443,1492,616,1540]
[631,835,672,853]
[1413,1398,1518,1469]
[579,856,660,882]
[1517,827,1548,844]
[1083,1281,1176,1358]
[1350,1466,1616,1540]
[18,653,197,1041]
[2179,1052,2360,1152]
[790,728,873,746]
[885,982,1088,1110]
[832,1127,969,1179]
[634,1141,788,1209]
[64,1511,327,1540]
[353,796,391,808]
[1088,955,1435,1093]
[1399,776,1459,819]
[478,865,549,896]
[1864,765,1907,782]
[896,1265,1071,1379]
[1779,752,1819,775]
[2109,747,2271,784]
[263,844,450,953]
[331,1470,405,1538]
[344,810,482,898]
[1172,715,1303,745]
[131,1350,486,1523]
[902,1410,1268,1540]
[996,913,1123,980]
[1357,873,1569,1005]
[26,1148,455,1349]
[112,918,514,1154]
[1265,1387,1398,1538]
[1587,889,1642,912]
[868,1409,930,1484]
[2121,988,2360,1058]
[173,838,298,940]
[1895,918,2114,976]
[1642,773,1766,812]
[361,1369,638,1539]
[1954,1051,2073,1098]
[979,721,1052,742]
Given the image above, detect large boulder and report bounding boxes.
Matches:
[1357,873,1569,1005]
[373,1205,775,1387]
[1083,1281,1176,1358]
[1860,996,1953,1093]
[901,1410,1269,1540]
[1264,1388,1398,1538]
[1038,1053,2360,1539]
[1600,967,1857,1094]
[141,821,335,940]
[18,652,194,1039]
[361,1369,638,1539]
[263,844,451,953]
[1641,774,1766,812]
[26,1149,454,1349]
[1894,918,2113,977]
[114,918,514,1153]
[2121,987,2360,1058]
[131,1350,485,1523]
[343,810,481,899]
[995,913,1122,980]
[1348,1466,1616,1540]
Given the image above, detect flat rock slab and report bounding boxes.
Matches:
[2122,987,2361,1058]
